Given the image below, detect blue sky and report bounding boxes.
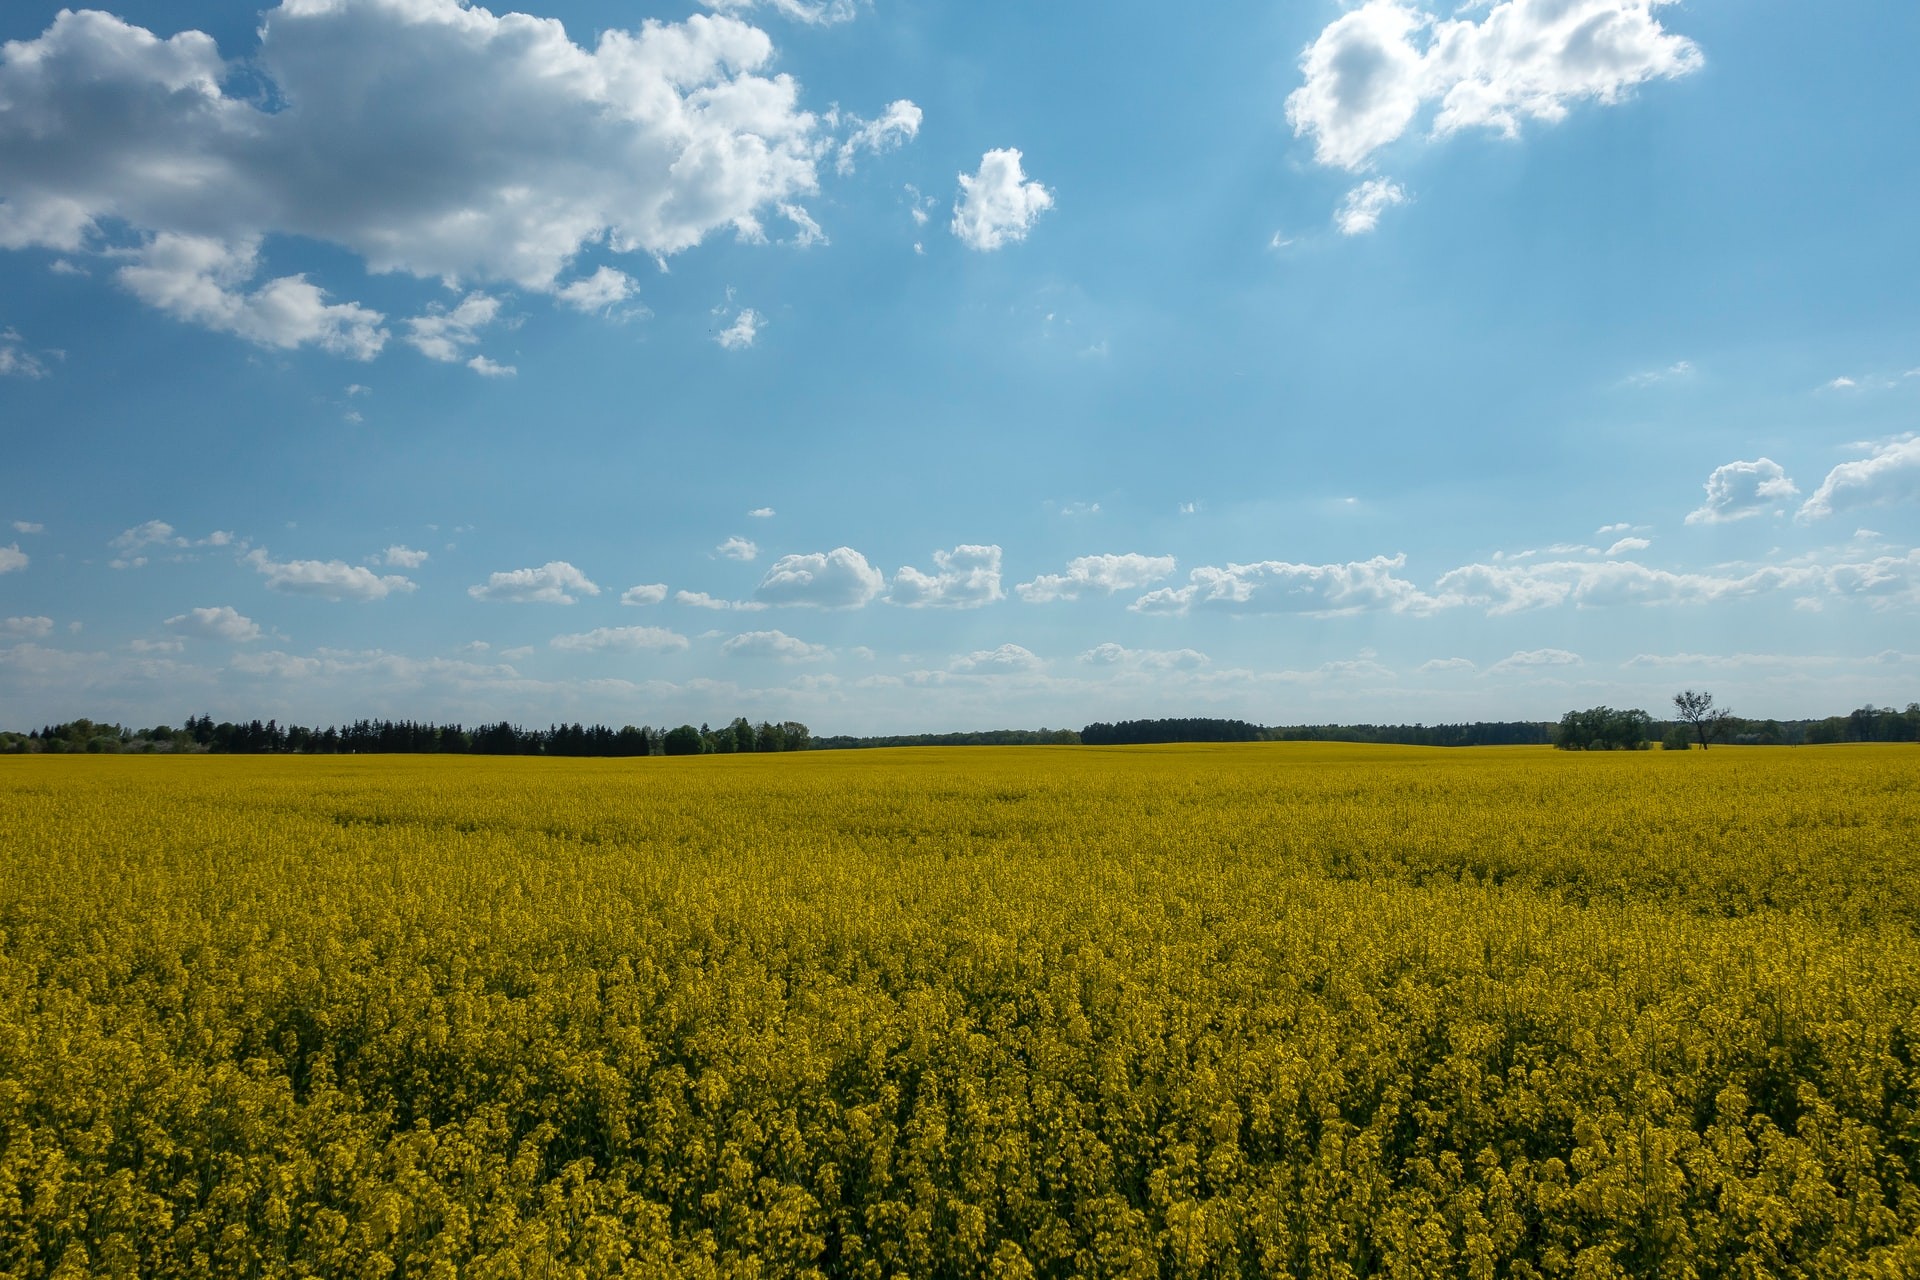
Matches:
[2,0,1917,734]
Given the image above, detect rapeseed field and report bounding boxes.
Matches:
[3,744,1918,1278]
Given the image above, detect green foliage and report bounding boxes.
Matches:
[1554,706,1652,750]
[4,746,1920,1277]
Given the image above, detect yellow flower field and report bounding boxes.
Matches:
[3,744,1918,1278]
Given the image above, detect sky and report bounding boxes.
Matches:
[2,0,1917,735]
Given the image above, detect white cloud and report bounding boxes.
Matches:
[11,521,44,534]
[836,99,922,174]
[720,629,829,660]
[246,548,415,601]
[164,605,262,642]
[0,545,26,574]
[1418,656,1476,673]
[700,0,862,26]
[1604,536,1651,556]
[1132,554,1432,616]
[1077,642,1208,671]
[779,203,827,247]
[1822,548,1920,606]
[381,545,429,568]
[716,536,760,561]
[951,149,1053,251]
[407,292,504,363]
[1489,647,1582,673]
[550,625,688,653]
[3,615,54,638]
[890,544,1004,608]
[748,507,775,518]
[107,520,238,568]
[554,266,639,315]
[675,590,767,611]
[1798,437,1920,522]
[1287,0,1702,173]
[621,583,669,606]
[112,520,183,554]
[1686,457,1799,524]
[755,547,885,609]
[0,4,847,346]
[951,643,1042,674]
[468,561,600,604]
[0,328,51,378]
[1335,178,1407,235]
[116,233,387,358]
[1626,359,1692,386]
[1432,557,1819,614]
[1017,553,1176,603]
[1825,376,1857,391]
[716,308,762,349]
[467,355,516,378]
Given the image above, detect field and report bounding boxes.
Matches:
[4,744,1919,1279]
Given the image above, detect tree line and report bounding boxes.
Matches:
[1554,692,1920,751]
[2,715,812,756]
[5,702,1915,757]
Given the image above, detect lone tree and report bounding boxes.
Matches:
[1673,689,1731,750]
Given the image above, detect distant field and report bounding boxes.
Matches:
[4,745,1918,1278]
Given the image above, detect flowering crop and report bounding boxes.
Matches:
[3,744,1918,1277]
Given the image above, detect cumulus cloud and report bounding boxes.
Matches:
[1489,647,1582,673]
[11,521,43,534]
[701,0,863,26]
[720,629,829,660]
[890,544,1004,608]
[468,561,600,604]
[164,605,261,642]
[950,643,1042,674]
[467,355,515,377]
[381,545,429,568]
[0,4,866,350]
[836,99,922,174]
[1433,557,1817,614]
[1077,642,1208,671]
[755,547,885,609]
[951,149,1053,251]
[620,583,669,606]
[0,327,52,378]
[0,545,28,574]
[675,590,767,611]
[116,233,386,358]
[3,615,54,638]
[1017,553,1176,603]
[1132,554,1432,616]
[1685,458,1799,525]
[1604,536,1651,556]
[716,536,760,561]
[715,308,762,349]
[554,266,639,315]
[550,625,688,653]
[748,507,775,518]
[1335,178,1407,234]
[1822,547,1920,606]
[1287,0,1702,172]
[1417,656,1476,673]
[1798,437,1920,522]
[246,548,415,601]
[407,292,505,363]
